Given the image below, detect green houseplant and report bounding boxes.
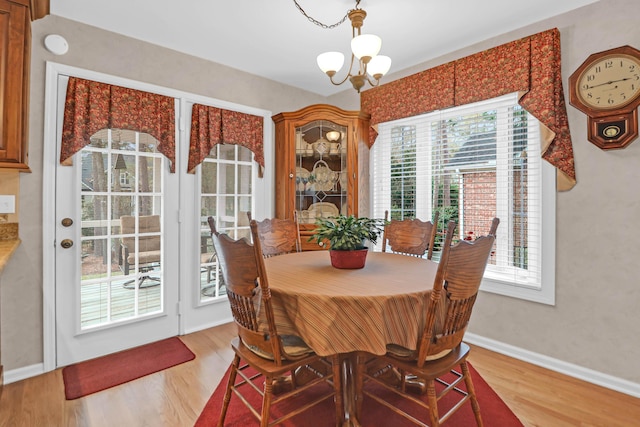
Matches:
[309,214,386,269]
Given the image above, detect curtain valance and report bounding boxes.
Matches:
[61,77,176,172]
[361,28,575,191]
[188,103,264,176]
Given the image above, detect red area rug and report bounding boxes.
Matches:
[195,362,523,426]
[62,337,195,400]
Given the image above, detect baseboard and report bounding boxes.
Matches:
[183,316,233,336]
[465,333,640,399]
[4,363,44,385]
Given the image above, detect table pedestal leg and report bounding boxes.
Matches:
[340,354,361,427]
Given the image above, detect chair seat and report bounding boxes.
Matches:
[231,336,322,375]
[386,343,452,362]
[247,334,315,360]
[383,343,469,380]
[128,249,161,265]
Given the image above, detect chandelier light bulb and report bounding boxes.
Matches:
[367,55,392,79]
[351,34,382,62]
[317,52,345,76]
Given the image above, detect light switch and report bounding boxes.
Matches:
[0,195,16,213]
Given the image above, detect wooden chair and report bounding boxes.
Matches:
[356,218,499,427]
[214,220,343,427]
[249,212,302,258]
[382,210,440,259]
[118,215,161,289]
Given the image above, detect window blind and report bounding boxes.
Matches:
[371,93,543,290]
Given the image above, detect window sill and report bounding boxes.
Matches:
[480,276,555,305]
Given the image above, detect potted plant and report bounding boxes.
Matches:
[309,214,386,269]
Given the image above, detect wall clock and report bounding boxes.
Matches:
[569,45,640,150]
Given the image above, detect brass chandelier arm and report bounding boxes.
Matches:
[327,54,358,87]
[349,72,382,93]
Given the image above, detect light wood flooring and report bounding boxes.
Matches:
[0,322,638,426]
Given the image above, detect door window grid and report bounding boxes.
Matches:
[79,129,165,329]
[199,144,254,301]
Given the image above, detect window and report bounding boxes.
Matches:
[371,93,555,304]
[199,144,254,301]
[119,171,130,186]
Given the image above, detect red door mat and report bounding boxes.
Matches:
[62,337,195,400]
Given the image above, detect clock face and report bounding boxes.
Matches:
[576,54,640,110]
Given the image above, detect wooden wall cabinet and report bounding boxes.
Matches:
[272,104,370,251]
[0,0,31,171]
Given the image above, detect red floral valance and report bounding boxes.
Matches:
[61,77,176,172]
[188,103,264,176]
[361,28,575,191]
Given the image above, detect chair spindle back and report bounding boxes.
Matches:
[211,222,285,364]
[382,210,440,259]
[248,212,302,258]
[417,218,499,367]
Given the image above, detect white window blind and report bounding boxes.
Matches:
[371,93,555,303]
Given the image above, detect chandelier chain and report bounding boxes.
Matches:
[292,0,361,29]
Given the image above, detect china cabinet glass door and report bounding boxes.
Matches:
[294,120,348,225]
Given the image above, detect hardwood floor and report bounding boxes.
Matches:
[0,323,638,426]
[467,346,640,427]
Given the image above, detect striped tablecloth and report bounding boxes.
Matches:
[264,251,440,357]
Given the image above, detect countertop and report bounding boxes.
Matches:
[0,223,20,274]
[0,239,20,274]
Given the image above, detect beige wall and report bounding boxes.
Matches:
[3,0,640,389]
[0,170,19,223]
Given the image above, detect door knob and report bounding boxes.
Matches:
[60,239,74,249]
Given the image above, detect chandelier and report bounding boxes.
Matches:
[294,0,392,93]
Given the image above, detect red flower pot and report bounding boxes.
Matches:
[329,248,368,269]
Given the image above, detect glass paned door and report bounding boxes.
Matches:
[56,128,179,367]
[199,144,253,302]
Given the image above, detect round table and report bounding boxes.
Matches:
[264,250,440,427]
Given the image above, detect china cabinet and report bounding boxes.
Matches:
[272,104,370,250]
[0,0,31,171]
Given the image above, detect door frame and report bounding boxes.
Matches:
[42,62,274,371]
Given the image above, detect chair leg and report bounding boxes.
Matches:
[217,355,241,427]
[461,361,483,427]
[261,375,274,427]
[122,274,161,289]
[426,379,440,427]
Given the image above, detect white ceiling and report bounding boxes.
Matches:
[50,0,599,96]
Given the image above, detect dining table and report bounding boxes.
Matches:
[264,250,441,427]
